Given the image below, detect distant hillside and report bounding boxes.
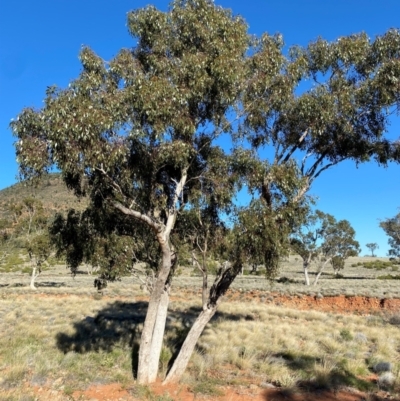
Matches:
[0,174,86,221]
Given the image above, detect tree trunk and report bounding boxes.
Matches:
[137,240,171,384]
[313,258,331,286]
[147,289,170,382]
[30,267,39,289]
[303,254,313,286]
[164,259,243,384]
[303,263,310,286]
[163,306,217,384]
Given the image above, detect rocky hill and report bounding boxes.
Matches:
[0,174,86,222]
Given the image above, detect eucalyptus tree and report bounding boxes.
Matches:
[313,217,360,284]
[380,211,400,261]
[4,198,52,288]
[11,0,249,384]
[10,0,400,385]
[290,209,331,285]
[366,242,379,257]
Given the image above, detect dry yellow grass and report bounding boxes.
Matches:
[1,256,400,399]
[1,288,399,400]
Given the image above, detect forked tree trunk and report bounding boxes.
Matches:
[163,306,217,384]
[147,289,170,382]
[30,267,40,289]
[313,258,331,286]
[137,242,172,384]
[113,168,187,384]
[163,259,243,384]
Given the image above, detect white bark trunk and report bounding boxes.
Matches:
[147,289,170,382]
[30,267,39,289]
[303,254,313,286]
[113,169,187,384]
[313,258,331,286]
[304,266,310,286]
[163,306,217,384]
[137,242,171,384]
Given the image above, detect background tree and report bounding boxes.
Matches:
[314,217,360,284]
[290,209,332,285]
[49,205,161,283]
[4,197,53,288]
[10,0,400,385]
[366,242,379,257]
[380,211,400,261]
[26,232,52,289]
[0,218,11,264]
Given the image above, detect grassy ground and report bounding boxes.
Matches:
[2,255,400,298]
[1,257,400,400]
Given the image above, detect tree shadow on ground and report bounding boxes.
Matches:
[55,300,258,376]
[36,281,67,287]
[1,281,69,288]
[55,301,392,398]
[259,352,394,401]
[261,388,393,401]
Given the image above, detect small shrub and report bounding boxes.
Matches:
[373,362,392,373]
[339,329,353,341]
[362,261,395,270]
[388,314,400,326]
[207,260,220,275]
[63,385,74,397]
[378,372,395,390]
[159,346,172,375]
[377,274,400,280]
[191,377,224,397]
[276,277,297,284]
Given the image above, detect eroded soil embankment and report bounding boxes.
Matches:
[223,289,400,314]
[11,290,400,315]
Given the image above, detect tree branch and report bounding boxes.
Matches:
[113,201,161,233]
[165,167,188,237]
[279,129,309,164]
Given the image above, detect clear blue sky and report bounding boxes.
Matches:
[0,0,399,256]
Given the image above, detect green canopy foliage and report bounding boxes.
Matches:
[380,211,400,260]
[9,0,400,384]
[320,216,360,260]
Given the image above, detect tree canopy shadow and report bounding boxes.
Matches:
[260,387,392,401]
[257,352,392,401]
[36,281,67,287]
[55,300,260,376]
[55,301,389,398]
[56,301,148,354]
[1,281,69,288]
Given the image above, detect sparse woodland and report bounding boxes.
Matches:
[5,0,400,394]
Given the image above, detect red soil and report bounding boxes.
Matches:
[225,290,400,314]
[69,380,396,401]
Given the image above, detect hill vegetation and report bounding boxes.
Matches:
[0,174,85,276]
[0,173,85,220]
